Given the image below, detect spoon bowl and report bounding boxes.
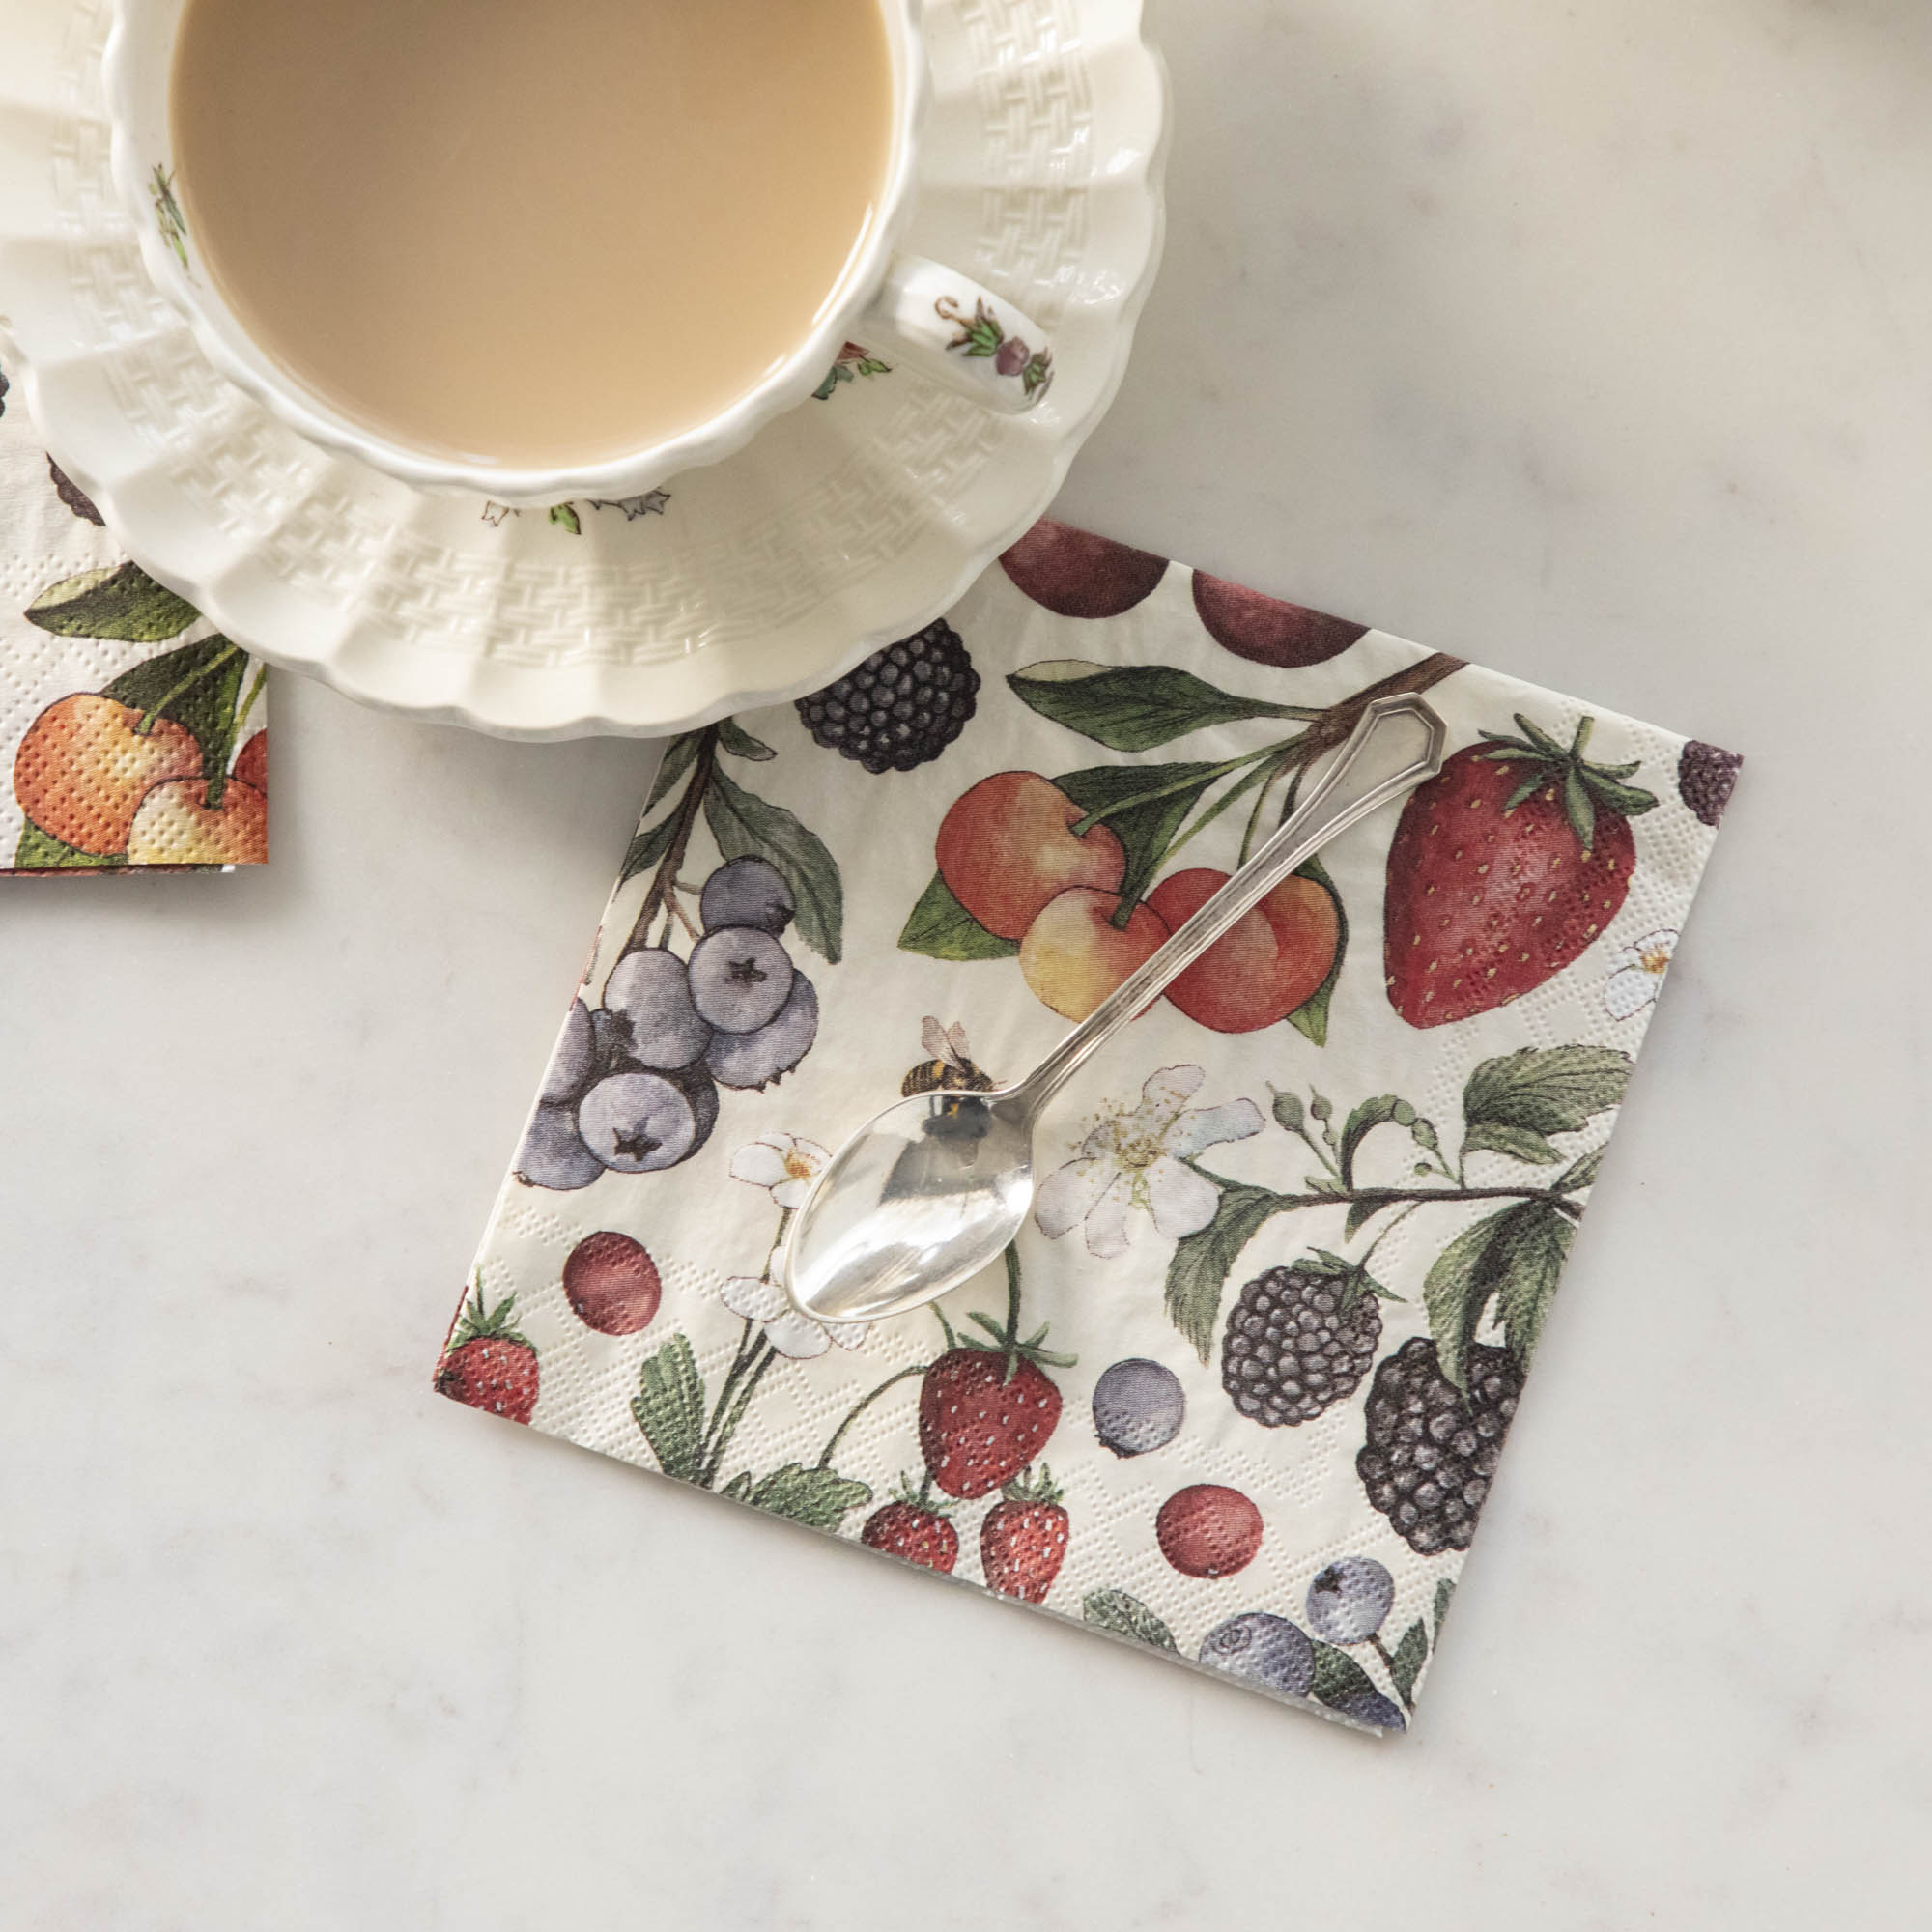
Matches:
[785,1089,1037,1324]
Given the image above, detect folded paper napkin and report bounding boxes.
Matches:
[440,519,1739,1732]
[0,362,268,872]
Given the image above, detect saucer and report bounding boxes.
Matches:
[0,0,1168,738]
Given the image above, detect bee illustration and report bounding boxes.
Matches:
[900,1016,997,1097]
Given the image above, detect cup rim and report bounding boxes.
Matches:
[102,0,927,505]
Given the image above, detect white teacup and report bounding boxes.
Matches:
[103,0,1056,508]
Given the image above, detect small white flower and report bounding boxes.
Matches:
[720,1251,867,1360]
[730,1133,831,1210]
[1604,927,1678,1020]
[1036,1064,1264,1259]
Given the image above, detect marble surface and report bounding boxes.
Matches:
[4,0,1929,1923]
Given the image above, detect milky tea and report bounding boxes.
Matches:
[171,0,896,467]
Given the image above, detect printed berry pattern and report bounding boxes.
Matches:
[0,358,270,872]
[446,518,1735,1734]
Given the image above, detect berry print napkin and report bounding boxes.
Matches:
[0,360,269,872]
[440,518,1739,1733]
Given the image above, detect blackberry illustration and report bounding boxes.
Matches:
[1357,1336,1521,1555]
[794,620,980,774]
[1221,1263,1382,1427]
[1677,740,1742,827]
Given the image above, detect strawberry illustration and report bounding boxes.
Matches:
[860,1477,958,1573]
[918,1252,1072,1498]
[1384,714,1657,1028]
[434,1282,539,1425]
[980,1466,1069,1603]
[919,1346,1064,1498]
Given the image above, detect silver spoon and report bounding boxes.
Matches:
[782,692,1448,1326]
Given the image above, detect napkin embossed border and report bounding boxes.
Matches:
[439,519,1737,1733]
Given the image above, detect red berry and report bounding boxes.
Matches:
[919,1347,1063,1499]
[1191,574,1367,668]
[1155,1483,1263,1577]
[861,1496,959,1573]
[980,1468,1068,1603]
[562,1230,662,1335]
[1384,714,1657,1029]
[435,1285,539,1425]
[999,518,1169,619]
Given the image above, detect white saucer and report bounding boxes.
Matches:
[0,0,1167,738]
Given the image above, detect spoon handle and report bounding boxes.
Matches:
[1018,693,1448,1115]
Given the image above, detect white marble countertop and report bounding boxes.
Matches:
[6,0,1928,1923]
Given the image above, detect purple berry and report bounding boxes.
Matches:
[515,1101,603,1191]
[541,998,598,1105]
[699,857,795,937]
[578,1071,704,1173]
[1677,740,1742,828]
[688,927,793,1034]
[1304,1556,1396,1644]
[995,337,1029,376]
[602,948,712,1069]
[1091,1357,1185,1457]
[1333,1690,1406,1731]
[705,972,817,1090]
[1198,1612,1314,1697]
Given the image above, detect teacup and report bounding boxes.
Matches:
[103,0,1057,508]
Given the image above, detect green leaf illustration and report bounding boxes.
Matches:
[716,719,776,762]
[1008,662,1305,753]
[1284,857,1347,1048]
[1310,1641,1380,1712]
[1422,1208,1518,1394]
[745,1463,871,1528]
[1387,1618,1428,1704]
[1339,1095,1407,1187]
[101,636,245,781]
[1434,1577,1456,1638]
[1165,1180,1284,1360]
[14,821,124,870]
[703,764,844,963]
[720,1471,753,1502]
[26,561,198,641]
[644,731,701,811]
[618,812,677,886]
[1423,1198,1576,1389]
[1082,1588,1179,1651]
[1554,1145,1605,1195]
[1492,1200,1573,1367]
[1462,1046,1632,1166]
[897,871,1019,960]
[1058,759,1224,911]
[631,1335,707,1484]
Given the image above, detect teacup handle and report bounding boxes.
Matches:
[861,256,1056,412]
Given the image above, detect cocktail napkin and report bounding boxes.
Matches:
[439,519,1738,1732]
[0,361,268,872]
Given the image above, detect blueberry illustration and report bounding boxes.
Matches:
[602,947,713,1069]
[541,998,597,1105]
[699,857,796,937]
[591,1007,636,1072]
[688,926,793,1034]
[670,1059,720,1147]
[1091,1357,1185,1457]
[578,1071,705,1173]
[1304,1557,1396,1645]
[1332,1690,1406,1732]
[1197,1613,1314,1697]
[515,1101,604,1191]
[705,972,818,1090]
